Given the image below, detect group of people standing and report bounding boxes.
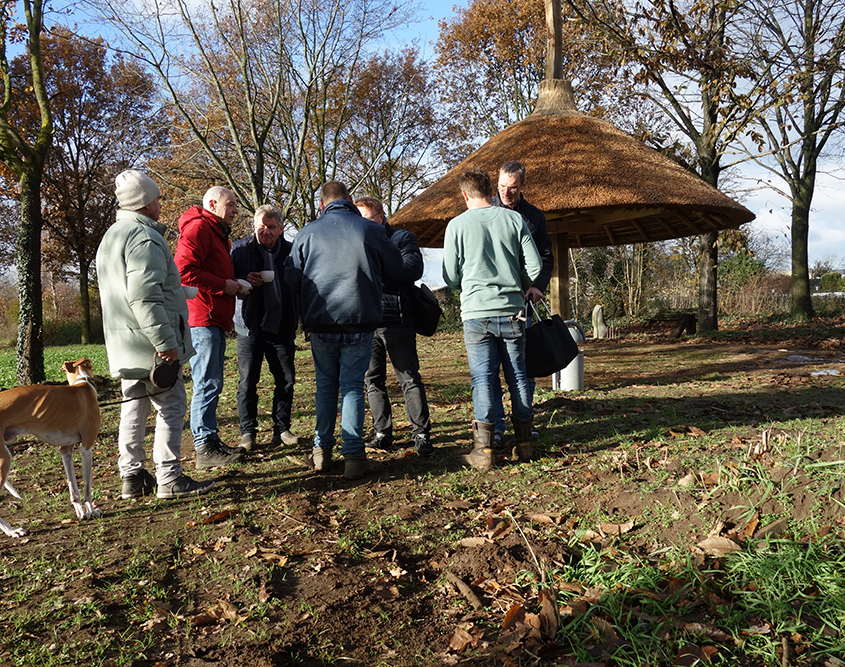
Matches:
[95,159,551,498]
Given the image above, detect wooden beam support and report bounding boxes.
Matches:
[549,231,569,317]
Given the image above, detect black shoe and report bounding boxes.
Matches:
[367,432,394,451]
[414,434,434,457]
[121,469,157,499]
[196,438,246,469]
[157,474,216,499]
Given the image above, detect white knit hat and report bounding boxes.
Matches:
[115,170,161,210]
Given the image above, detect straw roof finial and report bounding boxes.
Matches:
[533,79,578,116]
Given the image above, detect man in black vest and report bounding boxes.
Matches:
[355,196,434,457]
[494,161,555,445]
[231,205,299,450]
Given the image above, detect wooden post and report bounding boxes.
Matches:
[549,231,569,318]
[545,0,563,80]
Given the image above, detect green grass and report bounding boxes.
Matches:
[0,343,109,386]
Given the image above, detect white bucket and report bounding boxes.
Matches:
[553,351,584,391]
[565,320,586,343]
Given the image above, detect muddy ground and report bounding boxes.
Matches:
[1,318,844,666]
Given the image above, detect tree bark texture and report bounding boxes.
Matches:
[79,258,91,344]
[16,169,45,384]
[790,174,815,321]
[697,232,718,333]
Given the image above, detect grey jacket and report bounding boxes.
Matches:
[97,209,194,379]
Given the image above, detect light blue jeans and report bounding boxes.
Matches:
[463,316,532,425]
[311,332,374,456]
[189,325,226,445]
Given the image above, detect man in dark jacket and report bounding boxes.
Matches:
[285,181,403,480]
[231,205,299,451]
[494,161,555,445]
[175,186,246,469]
[355,196,433,457]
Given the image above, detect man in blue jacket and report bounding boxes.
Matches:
[231,205,299,451]
[355,196,433,457]
[285,181,403,480]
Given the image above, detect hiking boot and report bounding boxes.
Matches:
[272,430,299,447]
[414,433,434,458]
[121,469,157,499]
[196,437,246,469]
[344,452,380,480]
[305,447,332,473]
[463,421,494,472]
[367,432,394,451]
[512,416,534,462]
[156,474,216,499]
[238,432,256,451]
[492,432,504,449]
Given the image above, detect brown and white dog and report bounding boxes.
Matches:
[0,358,102,537]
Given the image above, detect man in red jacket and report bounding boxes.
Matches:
[175,186,246,469]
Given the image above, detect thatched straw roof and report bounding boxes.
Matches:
[391,81,754,248]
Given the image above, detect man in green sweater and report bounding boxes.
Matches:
[442,168,542,470]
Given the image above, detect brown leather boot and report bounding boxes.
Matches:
[463,420,494,471]
[512,416,534,462]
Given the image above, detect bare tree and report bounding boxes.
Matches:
[564,0,764,332]
[740,0,845,321]
[83,0,416,227]
[340,47,441,214]
[6,28,163,343]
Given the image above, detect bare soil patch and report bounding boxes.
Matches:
[2,317,844,666]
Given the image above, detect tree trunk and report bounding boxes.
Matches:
[697,231,718,332]
[80,257,91,344]
[16,169,45,385]
[790,179,814,321]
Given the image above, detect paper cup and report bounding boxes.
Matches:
[260,270,275,283]
[182,285,198,300]
[237,278,252,295]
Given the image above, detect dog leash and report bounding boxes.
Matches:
[99,354,180,409]
[99,389,170,409]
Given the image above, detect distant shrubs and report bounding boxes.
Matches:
[819,272,845,293]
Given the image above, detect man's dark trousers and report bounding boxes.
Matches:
[236,331,295,437]
[365,323,430,439]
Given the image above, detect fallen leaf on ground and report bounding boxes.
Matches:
[678,472,698,487]
[459,537,492,547]
[579,530,603,543]
[674,644,714,665]
[202,509,237,524]
[502,603,525,631]
[697,536,741,556]
[598,520,635,536]
[448,626,478,652]
[590,617,618,642]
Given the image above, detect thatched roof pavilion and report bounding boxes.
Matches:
[391,81,754,248]
[390,79,755,316]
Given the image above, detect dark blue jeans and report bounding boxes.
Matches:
[236,332,296,436]
[364,323,431,438]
